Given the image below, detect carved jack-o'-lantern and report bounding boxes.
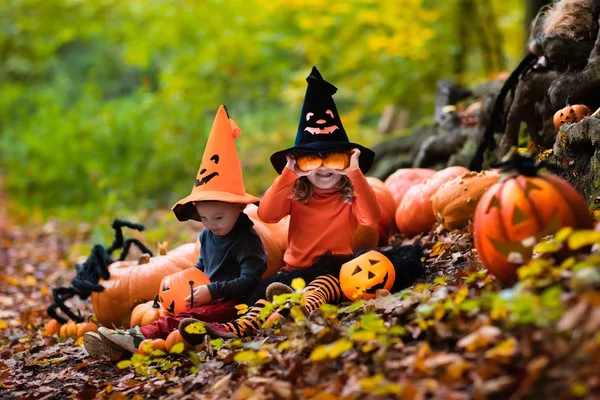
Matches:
[553,104,590,131]
[339,251,396,300]
[474,149,593,284]
[159,268,211,314]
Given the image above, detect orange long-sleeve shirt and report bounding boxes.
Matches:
[258,168,381,268]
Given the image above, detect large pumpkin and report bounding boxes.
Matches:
[244,205,289,278]
[431,170,499,230]
[159,268,211,314]
[366,177,397,245]
[339,251,395,300]
[396,166,469,238]
[474,150,593,284]
[91,242,200,328]
[384,168,436,207]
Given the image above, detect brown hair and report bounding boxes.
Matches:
[289,176,355,204]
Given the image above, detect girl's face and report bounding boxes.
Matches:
[307,167,343,190]
[194,201,245,236]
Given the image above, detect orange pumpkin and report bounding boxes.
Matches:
[339,251,395,300]
[431,170,500,230]
[553,104,590,131]
[76,318,98,337]
[64,321,78,338]
[322,152,350,170]
[44,319,62,337]
[366,177,397,245]
[244,205,289,278]
[59,324,69,338]
[130,295,172,328]
[384,168,436,207]
[474,150,593,284]
[91,242,200,328]
[138,338,167,355]
[297,154,323,172]
[166,330,192,353]
[396,166,469,237]
[159,268,211,315]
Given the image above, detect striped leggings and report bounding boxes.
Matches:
[221,274,343,337]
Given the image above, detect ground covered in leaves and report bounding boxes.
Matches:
[1,210,599,399]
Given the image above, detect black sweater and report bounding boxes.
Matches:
[194,212,267,300]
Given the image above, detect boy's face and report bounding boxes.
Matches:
[194,201,245,236]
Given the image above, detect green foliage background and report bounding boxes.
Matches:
[0,0,525,221]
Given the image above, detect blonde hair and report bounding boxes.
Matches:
[289,176,355,204]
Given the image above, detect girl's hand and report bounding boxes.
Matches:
[285,154,312,177]
[184,285,212,308]
[339,149,360,175]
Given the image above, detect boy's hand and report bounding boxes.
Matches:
[185,285,212,308]
[339,148,360,175]
[285,154,312,177]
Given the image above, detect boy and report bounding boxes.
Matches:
[84,105,266,357]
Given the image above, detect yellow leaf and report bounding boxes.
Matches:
[359,374,402,395]
[555,227,574,242]
[40,285,49,296]
[484,337,517,362]
[0,320,8,330]
[328,339,353,358]
[430,242,446,257]
[23,275,37,286]
[75,336,84,345]
[183,322,206,335]
[235,304,249,315]
[291,278,306,291]
[309,344,330,362]
[568,231,600,250]
[351,330,376,342]
[170,342,185,354]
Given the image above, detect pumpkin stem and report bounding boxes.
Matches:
[189,281,194,309]
[152,294,160,309]
[138,253,151,265]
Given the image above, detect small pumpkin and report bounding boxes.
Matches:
[385,168,436,207]
[91,242,200,328]
[165,330,192,353]
[474,149,593,284]
[322,152,350,170]
[65,321,78,339]
[138,338,167,356]
[431,170,499,230]
[159,267,211,315]
[396,166,469,238]
[297,154,323,172]
[44,319,62,337]
[553,104,590,131]
[76,318,98,338]
[130,295,172,328]
[339,251,396,300]
[366,177,397,245]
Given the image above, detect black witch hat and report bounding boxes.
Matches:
[270,66,375,174]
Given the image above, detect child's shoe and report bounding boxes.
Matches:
[98,326,145,353]
[83,332,125,360]
[179,318,238,344]
[266,282,294,302]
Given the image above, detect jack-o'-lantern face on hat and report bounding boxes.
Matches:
[339,251,396,300]
[304,109,339,135]
[195,154,220,187]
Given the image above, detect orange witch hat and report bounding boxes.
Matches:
[172,105,259,221]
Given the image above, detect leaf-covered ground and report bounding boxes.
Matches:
[1,210,599,399]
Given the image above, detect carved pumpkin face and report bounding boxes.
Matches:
[296,152,350,172]
[474,173,593,284]
[304,109,339,135]
[339,251,396,300]
[159,268,211,314]
[195,154,220,187]
[553,104,590,131]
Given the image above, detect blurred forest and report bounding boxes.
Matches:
[0,0,527,221]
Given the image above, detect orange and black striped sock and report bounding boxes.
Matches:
[303,274,343,314]
[221,299,270,337]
